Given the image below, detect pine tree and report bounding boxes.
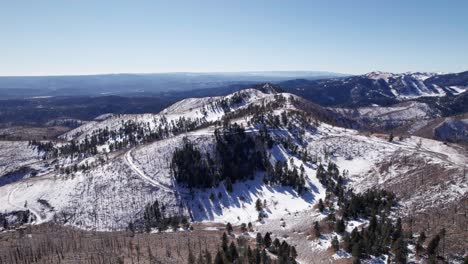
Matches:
[426,234,440,256]
[226,222,233,235]
[393,237,407,264]
[416,232,426,256]
[313,221,321,238]
[222,232,229,252]
[225,178,233,192]
[240,223,247,233]
[332,236,340,252]
[318,199,325,212]
[255,199,263,211]
[352,242,362,260]
[214,250,224,264]
[291,246,298,259]
[335,218,346,234]
[229,242,239,262]
[264,232,272,248]
[256,233,264,246]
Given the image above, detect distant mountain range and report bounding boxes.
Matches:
[0,71,346,99]
[280,71,468,107]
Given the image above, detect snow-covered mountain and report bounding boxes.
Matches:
[280,70,468,107]
[0,84,466,262]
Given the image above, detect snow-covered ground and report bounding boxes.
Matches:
[0,86,466,262]
[0,141,41,177]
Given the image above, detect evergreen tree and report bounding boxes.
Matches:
[352,242,362,259]
[214,250,224,264]
[225,178,233,192]
[392,237,407,264]
[255,198,263,211]
[332,236,340,252]
[229,242,239,262]
[256,233,264,246]
[264,232,272,248]
[415,232,426,256]
[313,221,321,238]
[226,222,233,235]
[318,199,325,212]
[426,234,440,256]
[335,218,346,234]
[222,232,229,252]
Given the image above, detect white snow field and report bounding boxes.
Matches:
[0,86,466,262]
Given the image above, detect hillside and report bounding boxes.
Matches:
[0,85,466,263]
[281,71,468,107]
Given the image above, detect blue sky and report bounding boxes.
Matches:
[1,0,467,75]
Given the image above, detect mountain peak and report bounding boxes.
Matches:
[363,71,396,81]
[251,82,283,94]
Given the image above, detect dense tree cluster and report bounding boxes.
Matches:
[315,161,410,263]
[342,216,407,262]
[170,138,214,188]
[130,200,188,233]
[0,210,33,230]
[215,123,266,183]
[266,160,306,194]
[341,190,396,220]
[213,232,297,264]
[171,123,267,189]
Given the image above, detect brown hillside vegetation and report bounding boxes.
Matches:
[0,223,222,264]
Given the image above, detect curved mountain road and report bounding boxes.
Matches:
[7,185,44,224]
[125,148,177,194]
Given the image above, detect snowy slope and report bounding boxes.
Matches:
[0,86,466,241]
[329,101,440,130]
[0,141,41,177]
[364,71,464,99]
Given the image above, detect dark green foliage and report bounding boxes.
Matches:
[342,189,395,219]
[222,232,229,252]
[141,200,187,232]
[264,232,272,248]
[332,236,340,252]
[0,210,32,229]
[318,199,325,212]
[392,237,408,264]
[171,137,213,188]
[313,221,321,238]
[226,222,233,234]
[255,199,263,211]
[214,250,224,264]
[335,218,346,234]
[352,242,362,259]
[317,161,407,262]
[214,123,266,183]
[172,123,267,190]
[426,234,441,256]
[256,233,264,246]
[267,159,306,193]
[228,242,239,262]
[215,231,297,264]
[415,231,426,255]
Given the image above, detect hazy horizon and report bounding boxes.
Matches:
[2,0,467,76]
